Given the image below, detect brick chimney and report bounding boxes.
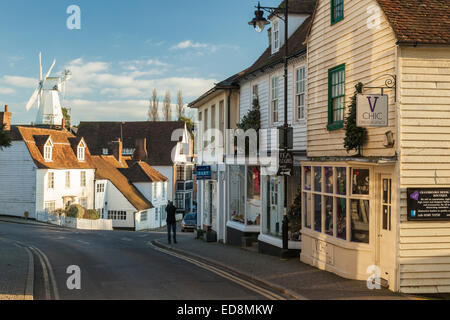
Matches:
[112,138,123,163]
[133,138,147,161]
[0,105,11,131]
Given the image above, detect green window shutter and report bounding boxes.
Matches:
[327,64,346,131]
[331,0,344,25]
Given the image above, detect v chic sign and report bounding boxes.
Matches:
[356,94,388,127]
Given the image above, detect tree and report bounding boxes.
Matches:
[343,82,368,156]
[163,91,171,121]
[62,107,71,128]
[148,88,159,121]
[0,124,11,149]
[176,90,184,119]
[179,115,194,138]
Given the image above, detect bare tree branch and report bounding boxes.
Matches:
[176,90,184,120]
[163,91,171,121]
[148,88,159,121]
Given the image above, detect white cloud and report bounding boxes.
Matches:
[0,87,16,95]
[2,75,36,88]
[171,40,209,50]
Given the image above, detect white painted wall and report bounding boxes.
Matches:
[239,56,307,152]
[94,180,136,229]
[0,141,37,218]
[152,166,174,201]
[37,168,95,212]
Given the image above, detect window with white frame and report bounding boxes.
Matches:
[65,171,70,188]
[107,210,126,220]
[77,141,85,161]
[141,211,147,222]
[48,172,54,189]
[80,171,86,187]
[295,66,306,120]
[252,84,259,104]
[273,20,280,52]
[102,148,108,155]
[162,181,166,198]
[271,76,279,123]
[155,208,159,221]
[96,183,105,193]
[302,165,370,244]
[44,140,53,162]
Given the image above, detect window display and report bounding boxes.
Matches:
[247,166,261,225]
[229,166,245,224]
[352,169,369,195]
[350,199,369,243]
[337,198,346,240]
[304,166,311,190]
[302,164,370,244]
[325,196,333,235]
[324,167,333,194]
[314,194,322,232]
[314,167,322,192]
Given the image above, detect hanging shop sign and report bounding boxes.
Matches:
[277,151,293,176]
[407,188,450,221]
[195,165,212,180]
[356,94,388,127]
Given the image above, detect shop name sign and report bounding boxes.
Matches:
[195,165,212,180]
[356,94,388,127]
[407,188,450,221]
[277,151,293,176]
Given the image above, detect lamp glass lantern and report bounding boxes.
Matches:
[248,4,270,33]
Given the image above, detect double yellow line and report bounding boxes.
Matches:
[150,242,287,300]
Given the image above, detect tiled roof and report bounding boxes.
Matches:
[92,155,153,211]
[77,121,186,166]
[120,161,168,183]
[376,0,450,45]
[238,15,312,79]
[10,126,95,169]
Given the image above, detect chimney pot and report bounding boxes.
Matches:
[0,105,11,131]
[62,118,66,129]
[112,139,123,163]
[5,105,8,112]
[133,138,148,161]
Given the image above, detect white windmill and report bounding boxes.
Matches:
[26,52,72,126]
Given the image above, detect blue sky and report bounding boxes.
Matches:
[0,0,281,124]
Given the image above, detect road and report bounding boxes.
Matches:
[0,221,274,300]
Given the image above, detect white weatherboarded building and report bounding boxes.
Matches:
[0,122,95,218]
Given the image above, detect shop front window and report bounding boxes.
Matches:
[302,164,370,244]
[337,198,346,240]
[304,166,311,190]
[246,166,261,225]
[229,166,245,224]
[350,199,369,243]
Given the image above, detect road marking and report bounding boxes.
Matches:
[29,246,51,300]
[76,239,90,246]
[149,242,287,300]
[30,246,60,300]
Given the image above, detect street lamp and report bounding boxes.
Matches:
[249,1,291,253]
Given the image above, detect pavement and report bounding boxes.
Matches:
[0,238,33,300]
[154,229,420,300]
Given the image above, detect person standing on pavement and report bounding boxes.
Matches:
[165,201,177,244]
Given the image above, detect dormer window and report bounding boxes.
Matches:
[77,140,86,161]
[102,148,108,155]
[272,20,280,52]
[44,139,53,162]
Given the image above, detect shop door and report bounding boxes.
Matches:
[270,177,281,235]
[377,174,394,287]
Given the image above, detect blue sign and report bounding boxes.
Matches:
[196,165,212,180]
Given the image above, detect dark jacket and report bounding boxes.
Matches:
[166,204,177,224]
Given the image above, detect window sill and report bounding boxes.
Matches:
[331,16,344,26]
[327,122,344,131]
